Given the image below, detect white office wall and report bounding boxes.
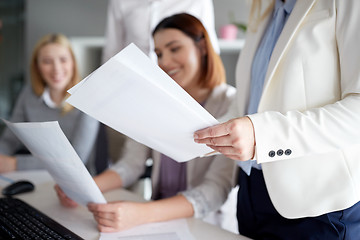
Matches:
[213,0,250,86]
[25,0,109,72]
[214,0,250,36]
[24,0,250,83]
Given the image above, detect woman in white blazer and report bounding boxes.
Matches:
[56,13,236,232]
[195,0,360,239]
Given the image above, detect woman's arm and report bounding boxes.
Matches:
[109,137,151,188]
[87,195,193,232]
[182,154,236,218]
[93,169,123,193]
[0,155,16,173]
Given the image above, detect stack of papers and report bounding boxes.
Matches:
[67,43,218,162]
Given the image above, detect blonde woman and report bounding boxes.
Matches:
[0,33,99,173]
[195,0,360,239]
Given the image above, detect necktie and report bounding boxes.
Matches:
[240,2,288,175]
[247,3,287,115]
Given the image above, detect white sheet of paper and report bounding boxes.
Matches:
[2,119,106,206]
[99,219,195,240]
[66,43,218,162]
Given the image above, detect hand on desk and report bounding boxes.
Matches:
[88,201,147,232]
[55,182,194,233]
[54,183,148,232]
[0,154,17,173]
[87,195,193,233]
[194,116,256,161]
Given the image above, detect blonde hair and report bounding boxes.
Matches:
[30,33,80,113]
[248,0,275,32]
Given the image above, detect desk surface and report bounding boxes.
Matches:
[0,170,250,240]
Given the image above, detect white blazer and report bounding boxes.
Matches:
[228,0,360,218]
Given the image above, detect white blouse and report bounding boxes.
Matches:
[102,0,219,63]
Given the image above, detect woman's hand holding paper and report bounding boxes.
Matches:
[194,116,256,161]
[87,201,146,232]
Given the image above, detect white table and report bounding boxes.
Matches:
[0,170,250,240]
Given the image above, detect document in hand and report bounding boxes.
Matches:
[66,43,218,162]
[2,119,106,206]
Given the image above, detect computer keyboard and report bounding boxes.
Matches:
[0,197,84,239]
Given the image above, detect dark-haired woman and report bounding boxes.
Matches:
[55,13,236,232]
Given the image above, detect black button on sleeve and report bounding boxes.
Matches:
[285,149,292,155]
[269,150,276,157]
[277,149,284,156]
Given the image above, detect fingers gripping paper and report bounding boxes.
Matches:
[67,43,218,162]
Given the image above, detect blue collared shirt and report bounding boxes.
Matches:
[239,0,297,175]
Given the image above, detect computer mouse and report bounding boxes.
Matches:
[2,180,35,196]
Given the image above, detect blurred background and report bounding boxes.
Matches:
[0,0,250,132]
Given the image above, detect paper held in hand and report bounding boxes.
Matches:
[67,43,218,162]
[2,119,106,206]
